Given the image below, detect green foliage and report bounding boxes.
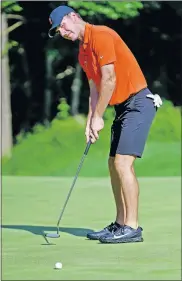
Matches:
[68,1,143,19]
[1,1,23,55]
[2,117,85,176]
[56,98,70,120]
[1,1,22,13]
[143,1,161,10]
[148,100,181,142]
[2,101,181,176]
[103,106,115,121]
[2,40,18,57]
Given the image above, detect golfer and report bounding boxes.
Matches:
[48,5,162,244]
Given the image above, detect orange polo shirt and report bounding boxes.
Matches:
[78,23,147,105]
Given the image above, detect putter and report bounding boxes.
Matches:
[45,140,92,238]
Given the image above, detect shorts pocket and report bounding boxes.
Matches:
[127,94,143,112]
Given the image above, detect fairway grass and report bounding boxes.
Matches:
[2,176,181,280]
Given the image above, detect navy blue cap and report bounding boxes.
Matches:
[48,5,75,38]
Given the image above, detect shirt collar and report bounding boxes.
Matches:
[82,23,92,50]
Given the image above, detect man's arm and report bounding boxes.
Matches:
[87,80,99,120]
[89,31,116,141]
[93,63,116,118]
[85,80,99,142]
[90,63,116,140]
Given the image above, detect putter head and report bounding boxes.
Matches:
[45,233,60,238]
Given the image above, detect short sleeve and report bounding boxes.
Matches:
[93,32,116,67]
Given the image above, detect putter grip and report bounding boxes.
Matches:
[84,140,92,155]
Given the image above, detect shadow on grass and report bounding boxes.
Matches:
[2,225,93,245]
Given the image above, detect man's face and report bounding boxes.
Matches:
[56,13,80,41]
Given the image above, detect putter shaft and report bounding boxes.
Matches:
[45,141,91,238]
[53,140,92,236]
[56,153,87,230]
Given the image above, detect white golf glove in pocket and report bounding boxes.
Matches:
[146,93,163,108]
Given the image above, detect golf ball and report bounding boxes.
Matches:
[55,262,62,269]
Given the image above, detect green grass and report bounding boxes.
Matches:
[2,176,181,280]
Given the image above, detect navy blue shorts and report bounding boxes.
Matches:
[109,88,157,158]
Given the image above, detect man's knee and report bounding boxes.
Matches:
[114,154,136,174]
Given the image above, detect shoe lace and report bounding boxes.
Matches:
[104,222,114,231]
[105,222,119,232]
[112,225,120,234]
[111,223,124,235]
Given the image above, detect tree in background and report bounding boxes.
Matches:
[1,1,24,157]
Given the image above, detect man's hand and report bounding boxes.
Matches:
[90,116,104,143]
[147,93,163,108]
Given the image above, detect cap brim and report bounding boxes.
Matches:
[48,24,58,38]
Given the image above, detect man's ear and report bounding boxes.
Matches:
[70,12,78,22]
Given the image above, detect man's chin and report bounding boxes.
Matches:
[64,35,78,41]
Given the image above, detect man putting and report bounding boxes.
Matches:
[48,5,162,244]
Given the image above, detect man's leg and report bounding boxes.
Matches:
[99,89,158,243]
[99,153,143,243]
[108,157,126,225]
[86,156,126,240]
[114,154,139,229]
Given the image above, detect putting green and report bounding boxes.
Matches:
[2,176,181,280]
